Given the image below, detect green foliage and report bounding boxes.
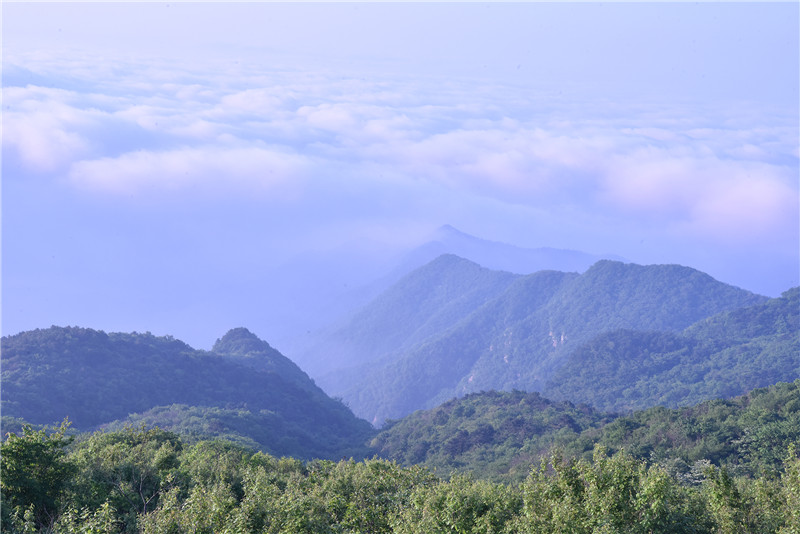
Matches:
[697,458,800,534]
[1,419,75,531]
[372,380,800,483]
[781,445,800,534]
[372,390,612,482]
[585,380,800,478]
[177,440,255,500]
[67,425,184,532]
[2,424,799,533]
[514,447,708,533]
[139,482,237,534]
[140,454,436,534]
[391,475,522,534]
[53,501,118,534]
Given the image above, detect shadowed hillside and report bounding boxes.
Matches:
[0,326,373,460]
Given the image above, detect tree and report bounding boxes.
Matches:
[392,474,521,534]
[515,447,706,533]
[68,425,183,532]
[781,445,800,534]
[1,419,75,531]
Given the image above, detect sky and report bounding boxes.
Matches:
[2,2,799,351]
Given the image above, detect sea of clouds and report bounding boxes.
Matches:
[5,51,797,242]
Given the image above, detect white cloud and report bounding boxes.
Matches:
[4,113,91,173]
[686,166,798,242]
[5,53,797,253]
[600,144,798,235]
[2,86,97,172]
[68,145,311,197]
[298,103,360,134]
[213,89,288,118]
[167,120,220,140]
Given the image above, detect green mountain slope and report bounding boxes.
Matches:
[343,268,575,425]
[369,390,614,481]
[371,380,800,482]
[542,288,800,412]
[334,254,519,360]
[211,327,320,394]
[585,380,800,476]
[101,403,370,460]
[0,326,373,460]
[312,254,520,388]
[339,259,767,424]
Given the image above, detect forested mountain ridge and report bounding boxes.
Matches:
[370,390,614,481]
[542,287,800,412]
[332,258,769,424]
[372,380,800,483]
[338,268,576,424]
[0,326,373,460]
[1,268,793,464]
[252,224,622,362]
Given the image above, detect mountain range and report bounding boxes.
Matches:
[270,224,625,364]
[2,253,797,465]
[405,224,624,274]
[316,256,779,425]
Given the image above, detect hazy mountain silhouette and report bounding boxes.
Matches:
[287,225,625,373]
[320,257,770,425]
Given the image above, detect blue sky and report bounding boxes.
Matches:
[3,2,799,349]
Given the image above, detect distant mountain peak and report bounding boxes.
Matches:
[427,253,481,268]
[432,224,504,248]
[212,327,273,356]
[419,225,624,276]
[211,327,322,393]
[435,224,472,239]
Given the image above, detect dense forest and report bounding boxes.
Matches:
[3,375,800,532]
[371,380,800,483]
[2,418,798,533]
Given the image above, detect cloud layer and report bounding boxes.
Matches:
[5,54,797,250]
